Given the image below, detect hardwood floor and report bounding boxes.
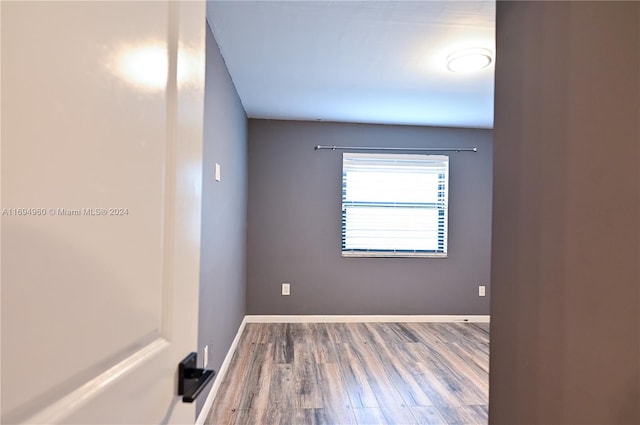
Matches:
[205,322,489,425]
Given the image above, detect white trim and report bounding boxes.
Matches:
[342,252,448,258]
[195,317,247,425]
[244,315,490,323]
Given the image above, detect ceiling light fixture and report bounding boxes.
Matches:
[447,48,493,73]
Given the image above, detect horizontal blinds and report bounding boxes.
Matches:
[342,153,449,256]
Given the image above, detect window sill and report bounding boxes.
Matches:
[341,252,448,259]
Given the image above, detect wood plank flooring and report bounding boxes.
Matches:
[205,322,489,425]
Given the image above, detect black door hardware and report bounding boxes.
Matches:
[178,352,216,403]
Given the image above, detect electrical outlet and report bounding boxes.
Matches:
[203,345,209,368]
[282,283,291,296]
[479,285,486,297]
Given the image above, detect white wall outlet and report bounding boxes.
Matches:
[203,345,209,368]
[282,283,291,296]
[215,163,221,182]
[479,285,486,297]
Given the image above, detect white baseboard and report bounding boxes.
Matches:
[195,316,247,425]
[194,313,488,423]
[244,314,490,323]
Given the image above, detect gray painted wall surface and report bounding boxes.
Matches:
[247,120,492,315]
[490,2,639,424]
[197,23,247,415]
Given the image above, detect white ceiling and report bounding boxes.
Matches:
[206,1,495,129]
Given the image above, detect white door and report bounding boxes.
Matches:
[1,1,206,423]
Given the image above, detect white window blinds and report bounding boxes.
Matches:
[341,153,449,257]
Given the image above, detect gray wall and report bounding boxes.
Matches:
[197,23,247,414]
[490,2,639,424]
[247,120,492,315]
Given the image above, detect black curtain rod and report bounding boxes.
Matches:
[314,145,477,153]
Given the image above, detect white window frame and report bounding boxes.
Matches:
[341,152,449,258]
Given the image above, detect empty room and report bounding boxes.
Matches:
[2,1,638,425]
[202,1,492,423]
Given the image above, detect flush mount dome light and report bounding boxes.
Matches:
[447,48,493,73]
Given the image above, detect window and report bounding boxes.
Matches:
[341,152,449,257]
